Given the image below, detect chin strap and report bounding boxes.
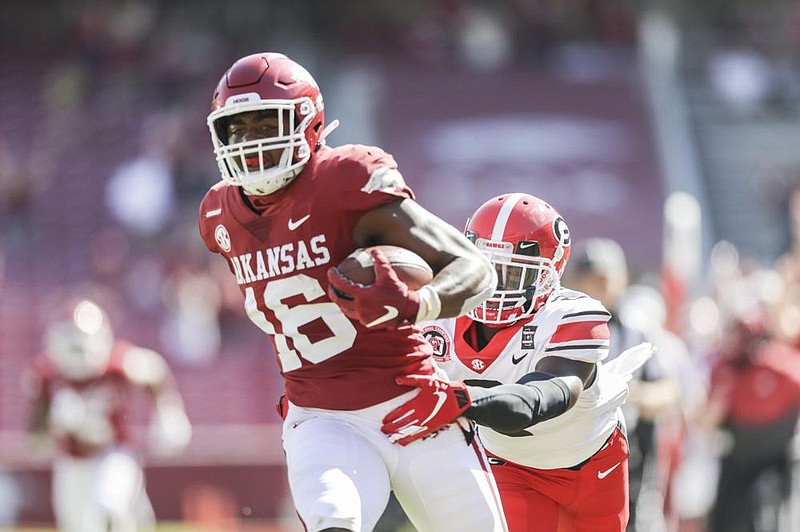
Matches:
[318,119,340,148]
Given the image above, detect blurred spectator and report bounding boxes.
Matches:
[453,4,514,71]
[702,311,800,532]
[0,241,22,527]
[104,113,180,241]
[569,237,683,532]
[159,233,223,365]
[707,44,775,116]
[160,267,222,364]
[0,132,51,247]
[24,298,191,532]
[690,243,800,532]
[618,284,707,532]
[773,185,800,348]
[105,155,175,238]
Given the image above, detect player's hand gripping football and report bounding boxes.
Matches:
[381,373,471,446]
[327,248,421,330]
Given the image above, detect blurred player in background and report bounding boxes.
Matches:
[198,52,506,531]
[26,298,192,532]
[703,310,800,532]
[382,193,654,531]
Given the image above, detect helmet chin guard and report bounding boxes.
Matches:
[208,98,317,195]
[468,245,560,326]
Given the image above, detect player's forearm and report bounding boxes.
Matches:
[464,374,581,435]
[427,255,495,319]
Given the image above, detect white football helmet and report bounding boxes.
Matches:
[45,299,113,381]
[207,52,326,196]
[465,193,571,326]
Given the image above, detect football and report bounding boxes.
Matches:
[336,245,434,289]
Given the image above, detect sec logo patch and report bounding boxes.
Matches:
[215,224,232,253]
[422,324,450,363]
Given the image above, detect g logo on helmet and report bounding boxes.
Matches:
[552,216,570,262]
[553,216,570,246]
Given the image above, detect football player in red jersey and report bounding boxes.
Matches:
[26,298,191,532]
[382,193,655,531]
[197,52,507,532]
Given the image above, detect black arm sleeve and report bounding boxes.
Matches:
[464,372,574,435]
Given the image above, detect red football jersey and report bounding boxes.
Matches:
[33,341,140,457]
[198,144,436,410]
[711,340,800,425]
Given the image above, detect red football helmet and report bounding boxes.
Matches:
[465,193,571,325]
[207,52,326,195]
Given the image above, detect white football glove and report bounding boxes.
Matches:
[148,402,192,456]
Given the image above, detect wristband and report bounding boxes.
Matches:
[415,285,442,323]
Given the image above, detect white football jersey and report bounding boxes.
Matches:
[422,287,633,469]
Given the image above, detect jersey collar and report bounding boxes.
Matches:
[453,315,533,374]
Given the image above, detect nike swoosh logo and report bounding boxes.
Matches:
[287,214,310,230]
[597,462,620,479]
[518,242,537,249]
[365,305,399,328]
[420,391,448,427]
[511,353,528,365]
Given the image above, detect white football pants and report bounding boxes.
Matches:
[51,447,154,532]
[282,391,508,532]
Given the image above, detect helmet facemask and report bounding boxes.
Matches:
[208,96,319,196]
[469,238,562,326]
